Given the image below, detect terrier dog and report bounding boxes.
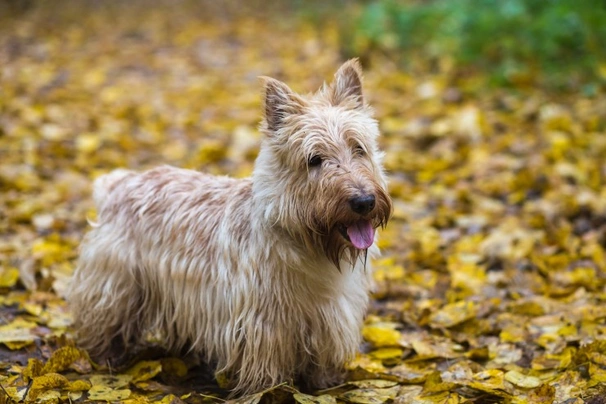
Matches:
[69,59,392,395]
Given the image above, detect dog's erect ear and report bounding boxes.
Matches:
[261,77,305,133]
[331,59,364,109]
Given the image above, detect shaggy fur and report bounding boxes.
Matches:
[69,59,392,395]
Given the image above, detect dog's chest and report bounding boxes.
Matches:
[287,265,369,335]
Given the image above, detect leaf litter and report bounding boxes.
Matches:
[1,2,606,403]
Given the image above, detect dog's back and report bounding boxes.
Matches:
[92,169,134,210]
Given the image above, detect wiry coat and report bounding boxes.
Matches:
[69,60,392,395]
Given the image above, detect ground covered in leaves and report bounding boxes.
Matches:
[1,2,606,403]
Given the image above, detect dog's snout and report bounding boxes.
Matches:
[349,194,376,215]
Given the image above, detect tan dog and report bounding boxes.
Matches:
[69,59,392,395]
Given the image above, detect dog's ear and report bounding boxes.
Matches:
[331,59,364,109]
[261,77,306,133]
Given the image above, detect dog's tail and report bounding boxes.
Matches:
[92,169,133,210]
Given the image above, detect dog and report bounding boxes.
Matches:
[69,59,392,395]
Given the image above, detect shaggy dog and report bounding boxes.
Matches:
[69,59,392,395]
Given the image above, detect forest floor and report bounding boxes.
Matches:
[1,2,606,403]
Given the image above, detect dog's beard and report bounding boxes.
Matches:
[299,180,392,270]
[311,189,391,270]
[323,227,358,271]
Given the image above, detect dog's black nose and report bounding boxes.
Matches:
[349,194,376,215]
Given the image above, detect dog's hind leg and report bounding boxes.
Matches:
[69,234,145,362]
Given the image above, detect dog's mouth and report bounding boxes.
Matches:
[337,219,375,250]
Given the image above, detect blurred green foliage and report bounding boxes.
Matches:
[341,0,606,89]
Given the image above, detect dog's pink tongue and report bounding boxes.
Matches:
[347,220,375,250]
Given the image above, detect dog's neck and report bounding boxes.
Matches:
[251,146,292,225]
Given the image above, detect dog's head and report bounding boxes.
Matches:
[253,59,392,268]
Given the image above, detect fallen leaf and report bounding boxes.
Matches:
[339,386,400,404]
[87,385,132,401]
[0,318,37,348]
[27,373,69,401]
[42,346,89,374]
[0,267,20,288]
[504,370,542,389]
[294,393,337,404]
[362,323,402,347]
[126,360,163,383]
[89,374,133,389]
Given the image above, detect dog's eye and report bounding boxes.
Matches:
[354,144,366,156]
[308,155,323,167]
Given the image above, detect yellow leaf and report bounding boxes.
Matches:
[362,324,401,347]
[40,123,68,141]
[23,302,43,317]
[68,392,83,401]
[294,393,337,404]
[83,68,106,89]
[126,360,163,383]
[67,379,92,391]
[44,301,73,329]
[387,363,433,383]
[409,332,463,359]
[508,301,545,316]
[527,384,555,403]
[75,133,101,153]
[162,141,188,161]
[588,351,606,366]
[339,386,400,404]
[369,347,403,361]
[4,340,34,350]
[411,391,465,404]
[372,257,404,283]
[158,394,186,404]
[89,374,133,389]
[499,324,527,343]
[32,390,61,403]
[2,386,26,402]
[557,323,577,337]
[23,358,44,381]
[27,373,69,401]
[31,235,73,267]
[490,343,523,365]
[349,380,398,389]
[122,394,154,404]
[429,300,478,328]
[588,363,606,384]
[87,385,132,401]
[504,370,542,388]
[552,266,596,289]
[447,258,487,295]
[468,369,508,396]
[0,318,37,348]
[532,347,575,370]
[42,346,89,374]
[0,267,20,288]
[422,371,457,394]
[346,353,386,374]
[197,140,227,164]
